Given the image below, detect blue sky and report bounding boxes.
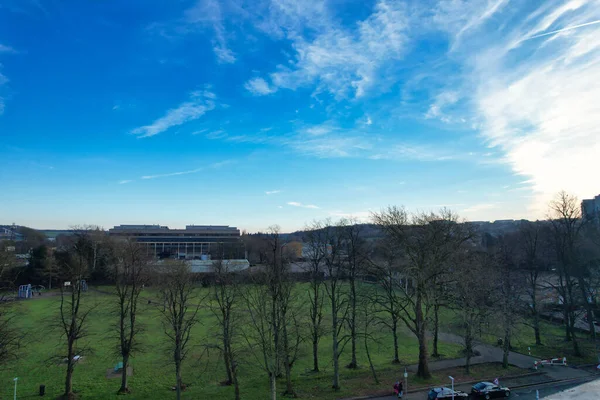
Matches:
[1,0,599,232]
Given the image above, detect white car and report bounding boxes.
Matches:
[427,387,469,399]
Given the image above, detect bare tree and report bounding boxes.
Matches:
[241,226,301,399]
[453,251,495,374]
[317,220,351,389]
[343,219,366,369]
[372,207,472,379]
[302,221,327,372]
[548,192,586,354]
[210,258,241,400]
[55,231,95,399]
[158,260,201,400]
[112,238,150,394]
[519,221,547,345]
[370,237,403,364]
[242,278,280,400]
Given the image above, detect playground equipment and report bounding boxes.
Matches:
[18,284,32,299]
[534,357,567,369]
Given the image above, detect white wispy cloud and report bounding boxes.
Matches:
[253,0,409,98]
[0,44,15,53]
[140,159,234,180]
[205,129,227,139]
[131,90,216,138]
[184,0,236,64]
[118,180,132,184]
[433,0,600,215]
[288,135,371,158]
[287,201,319,209]
[244,77,275,95]
[266,190,281,195]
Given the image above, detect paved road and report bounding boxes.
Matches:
[369,376,599,400]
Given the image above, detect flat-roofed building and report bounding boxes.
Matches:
[108,224,245,260]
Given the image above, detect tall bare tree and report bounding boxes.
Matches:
[452,251,495,374]
[343,219,366,369]
[372,207,472,379]
[548,192,586,354]
[112,238,150,394]
[303,221,327,372]
[519,221,547,345]
[242,226,301,399]
[321,220,350,390]
[158,261,201,400]
[370,237,403,364]
[55,231,95,399]
[210,258,241,400]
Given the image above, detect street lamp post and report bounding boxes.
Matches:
[13,377,18,400]
[403,367,408,395]
[449,376,455,400]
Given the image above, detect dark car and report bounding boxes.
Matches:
[427,387,469,399]
[471,382,510,398]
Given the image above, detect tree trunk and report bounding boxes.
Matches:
[432,304,440,357]
[415,290,430,379]
[119,354,129,393]
[578,277,596,338]
[231,360,240,400]
[65,340,74,398]
[392,318,400,364]
[348,276,358,369]
[533,313,542,346]
[365,333,379,384]
[332,296,340,390]
[502,327,510,369]
[569,313,581,357]
[223,323,233,384]
[282,320,294,396]
[311,284,320,372]
[416,333,430,379]
[269,372,277,400]
[465,325,472,375]
[312,334,319,372]
[175,345,182,400]
[564,304,572,341]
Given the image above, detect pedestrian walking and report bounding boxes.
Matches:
[397,380,403,398]
[393,381,400,397]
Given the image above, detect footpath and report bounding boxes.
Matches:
[343,331,597,400]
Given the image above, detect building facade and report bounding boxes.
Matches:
[108,224,245,260]
[582,195,600,225]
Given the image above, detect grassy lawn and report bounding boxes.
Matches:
[437,307,600,365]
[0,286,463,399]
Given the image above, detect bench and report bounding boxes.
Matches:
[114,361,123,372]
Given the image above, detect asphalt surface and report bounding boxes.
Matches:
[369,377,599,400]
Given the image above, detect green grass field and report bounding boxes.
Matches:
[436,307,600,365]
[0,286,464,399]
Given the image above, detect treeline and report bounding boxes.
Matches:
[0,191,599,399]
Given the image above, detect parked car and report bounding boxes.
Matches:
[427,387,469,399]
[471,382,510,398]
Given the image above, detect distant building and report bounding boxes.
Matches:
[108,224,245,260]
[582,194,600,225]
[0,226,23,241]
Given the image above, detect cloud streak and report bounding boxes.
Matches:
[140,159,234,180]
[287,201,319,209]
[266,190,281,195]
[131,90,216,138]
